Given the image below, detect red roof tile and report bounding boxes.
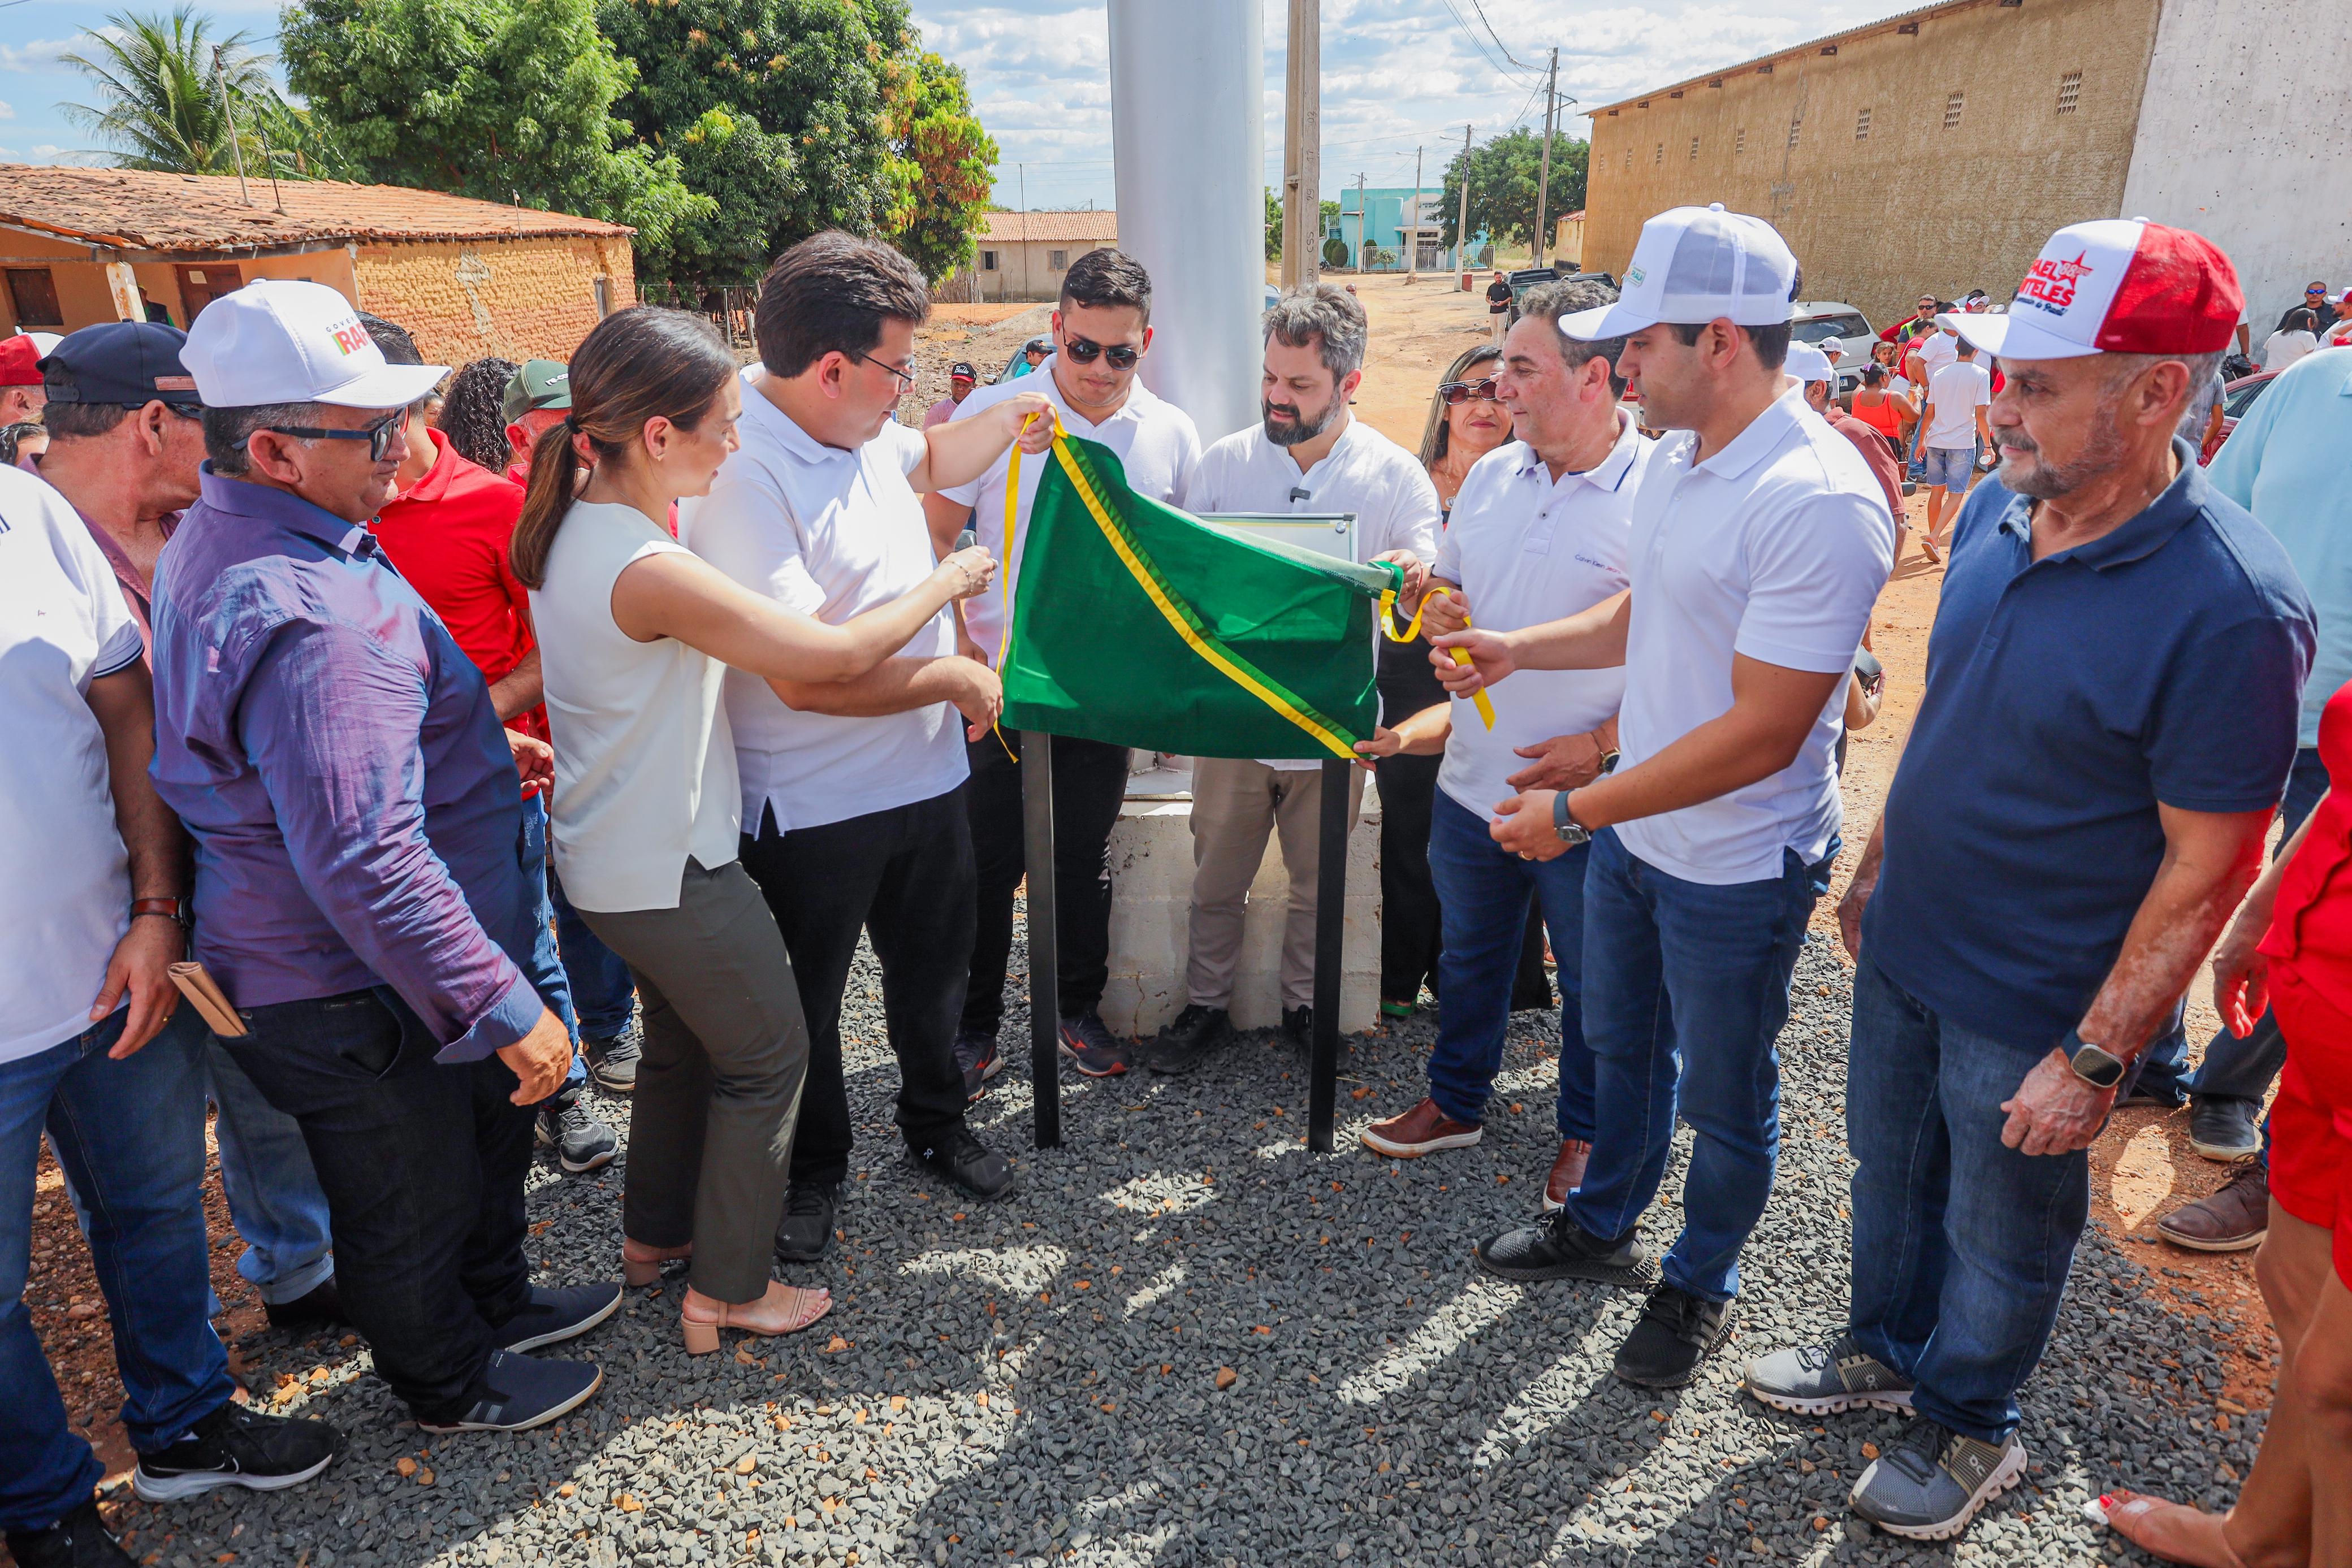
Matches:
[976,210,1118,244]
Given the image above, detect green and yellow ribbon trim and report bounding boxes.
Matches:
[1377,573,1495,731]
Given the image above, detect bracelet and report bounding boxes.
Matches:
[131,896,191,929]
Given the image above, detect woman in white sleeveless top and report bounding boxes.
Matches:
[511,307,1009,1355]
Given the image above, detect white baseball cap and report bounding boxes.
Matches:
[181,279,446,409]
[1955,217,2242,362]
[1784,341,1835,383]
[1558,203,1798,341]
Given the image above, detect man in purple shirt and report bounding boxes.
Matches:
[149,280,619,1433]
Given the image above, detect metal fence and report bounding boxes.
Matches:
[635,281,762,350]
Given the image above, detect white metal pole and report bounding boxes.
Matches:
[1406,145,1421,283]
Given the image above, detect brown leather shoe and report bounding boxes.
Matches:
[1544,1139,1593,1210]
[1360,1097,1482,1158]
[2155,1163,2268,1253]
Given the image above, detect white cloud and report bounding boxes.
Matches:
[0,36,84,73]
[0,101,12,121]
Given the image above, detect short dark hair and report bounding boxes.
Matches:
[2286,307,2318,333]
[1955,337,1978,358]
[1519,278,1628,396]
[1059,248,1152,324]
[1264,284,1367,379]
[755,231,930,378]
[360,312,422,366]
[41,400,131,440]
[1664,319,1795,371]
[204,401,331,476]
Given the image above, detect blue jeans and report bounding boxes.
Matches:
[1847,955,2089,1444]
[3,1007,235,1531]
[1563,828,1831,1301]
[1922,443,1976,491]
[518,791,588,1097]
[205,1042,335,1305]
[547,859,635,1042]
[1425,792,1594,1139]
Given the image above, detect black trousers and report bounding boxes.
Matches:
[961,732,1131,1032]
[224,987,533,1423]
[740,791,975,1189]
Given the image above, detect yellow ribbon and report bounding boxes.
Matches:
[1378,581,1495,730]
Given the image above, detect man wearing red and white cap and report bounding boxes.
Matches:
[0,333,46,425]
[1441,205,1894,1389]
[1744,218,2316,1541]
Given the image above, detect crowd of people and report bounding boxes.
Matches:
[3,196,2349,1568]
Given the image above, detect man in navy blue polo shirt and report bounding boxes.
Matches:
[1743,219,2316,1543]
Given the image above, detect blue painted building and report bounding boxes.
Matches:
[1324,187,1489,271]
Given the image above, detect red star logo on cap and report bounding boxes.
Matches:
[2044,252,2093,285]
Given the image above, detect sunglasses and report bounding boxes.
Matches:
[1061,335,1140,369]
[265,410,405,461]
[1439,377,1501,405]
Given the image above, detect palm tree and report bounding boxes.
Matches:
[59,6,334,177]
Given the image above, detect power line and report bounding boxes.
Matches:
[1433,0,1544,89]
[1464,0,1531,71]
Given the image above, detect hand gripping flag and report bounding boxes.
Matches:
[996,425,1395,761]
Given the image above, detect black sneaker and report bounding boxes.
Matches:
[5,1500,134,1567]
[1057,1011,1130,1077]
[775,1181,838,1263]
[954,1028,1004,1102]
[585,1029,641,1094]
[417,1349,603,1433]
[262,1274,343,1332]
[1473,1207,1654,1286]
[535,1088,618,1175]
[492,1282,624,1353]
[1612,1283,1736,1389]
[1849,1417,2026,1541]
[1148,1004,1234,1075]
[910,1125,1015,1200]
[2187,1094,2264,1162]
[1281,1004,1313,1047]
[131,1399,342,1502]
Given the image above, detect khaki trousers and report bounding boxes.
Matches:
[1186,759,1365,1011]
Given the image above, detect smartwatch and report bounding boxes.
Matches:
[1553,791,1593,847]
[2063,1028,2128,1090]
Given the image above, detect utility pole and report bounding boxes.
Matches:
[1355,172,1367,272]
[1455,123,1473,280]
[1279,0,1321,289]
[1532,45,1559,268]
[1404,146,1423,283]
[212,46,251,206]
[1019,162,1029,302]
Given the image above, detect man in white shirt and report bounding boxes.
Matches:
[1448,205,1893,1391]
[924,249,1203,1078]
[1903,317,1961,482]
[1144,285,1436,1073]
[1353,279,1650,1213]
[1919,336,1994,555]
[683,233,1050,1261]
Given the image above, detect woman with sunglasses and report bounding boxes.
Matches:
[512,305,1006,1357]
[1419,345,1515,522]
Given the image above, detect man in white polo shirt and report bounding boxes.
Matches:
[1355,277,1650,1211]
[1918,335,1994,557]
[923,249,1203,1080]
[1144,284,1436,1073]
[684,233,1052,1263]
[1450,205,1893,1391]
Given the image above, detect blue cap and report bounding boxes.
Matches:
[42,320,201,409]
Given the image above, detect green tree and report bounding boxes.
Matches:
[1438,127,1588,249]
[1264,186,1281,261]
[880,48,996,280]
[280,0,706,249]
[61,5,350,179]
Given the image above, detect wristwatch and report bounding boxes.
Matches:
[2063,1029,2129,1089]
[1553,791,1593,847]
[130,896,191,932]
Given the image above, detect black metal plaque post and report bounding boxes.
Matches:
[1307,758,1350,1153]
[1021,733,1062,1149]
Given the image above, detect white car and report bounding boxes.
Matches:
[1791,302,1875,398]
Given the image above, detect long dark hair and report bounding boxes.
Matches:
[1418,344,1505,467]
[438,356,519,472]
[511,308,736,589]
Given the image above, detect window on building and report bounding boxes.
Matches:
[1855,106,1871,140]
[1049,249,1069,271]
[1787,116,1802,150]
[1944,92,1965,128]
[1689,137,1700,161]
[1624,149,1633,171]
[5,267,63,327]
[1735,126,1746,155]
[981,250,998,272]
[2056,70,2082,113]
[1654,142,1663,166]
[593,276,612,318]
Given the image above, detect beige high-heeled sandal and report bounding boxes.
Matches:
[621,1240,692,1288]
[680,1283,832,1356]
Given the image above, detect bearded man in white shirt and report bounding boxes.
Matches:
[1145,284,1436,1072]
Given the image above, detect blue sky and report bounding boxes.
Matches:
[0,0,1898,205]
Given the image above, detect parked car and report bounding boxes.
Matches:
[2202,369,2279,464]
[1790,301,1876,398]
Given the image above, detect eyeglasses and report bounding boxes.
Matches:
[1061,335,1140,369]
[855,351,917,391]
[265,410,405,461]
[1439,377,1501,405]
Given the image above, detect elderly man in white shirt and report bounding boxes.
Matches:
[923,249,1203,1080]
[1143,285,1436,1073]
[1445,206,1893,1392]
[1354,279,1651,1214]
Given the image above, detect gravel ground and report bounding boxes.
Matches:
[88,930,2262,1568]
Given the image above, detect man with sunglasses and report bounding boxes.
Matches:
[924,248,1203,1080]
[149,281,621,1436]
[2280,281,2340,339]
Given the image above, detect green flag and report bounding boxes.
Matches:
[996,431,1391,760]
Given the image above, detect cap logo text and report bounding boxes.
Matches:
[2018,251,2094,315]
[329,322,370,357]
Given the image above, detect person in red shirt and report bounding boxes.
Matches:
[1793,343,1910,567]
[2100,674,2352,1566]
[361,316,626,1176]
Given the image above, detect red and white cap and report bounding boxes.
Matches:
[1558,203,1798,340]
[1957,218,2242,362]
[181,279,446,409]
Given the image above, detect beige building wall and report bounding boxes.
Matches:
[353,235,632,366]
[943,238,1119,303]
[1585,0,2163,328]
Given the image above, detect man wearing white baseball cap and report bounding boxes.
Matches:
[1745,218,2315,1544]
[147,280,623,1434]
[1446,205,1893,1385]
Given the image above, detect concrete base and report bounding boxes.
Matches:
[1097,764,1382,1041]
